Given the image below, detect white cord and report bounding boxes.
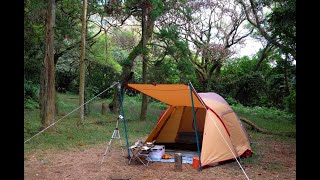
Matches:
[24,82,118,144]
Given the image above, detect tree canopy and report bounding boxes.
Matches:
[24,0,296,120]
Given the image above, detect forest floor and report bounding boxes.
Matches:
[24,131,296,180]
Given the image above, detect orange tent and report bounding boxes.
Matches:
[127,83,252,167]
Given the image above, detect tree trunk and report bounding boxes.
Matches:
[102,102,107,115]
[284,54,291,96]
[108,11,155,113]
[109,85,121,113]
[255,42,272,71]
[105,30,108,63]
[40,0,56,131]
[79,0,87,124]
[140,3,148,121]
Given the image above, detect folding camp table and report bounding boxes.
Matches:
[128,145,152,166]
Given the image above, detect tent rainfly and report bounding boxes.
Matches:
[126,83,252,168]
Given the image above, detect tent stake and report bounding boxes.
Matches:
[118,81,131,158]
[188,82,202,171]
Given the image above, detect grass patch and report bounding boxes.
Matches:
[232,104,296,133]
[24,93,164,154]
[24,113,157,153]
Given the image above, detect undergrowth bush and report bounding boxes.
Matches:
[233,104,294,122]
[284,90,296,115]
[24,98,39,110]
[232,103,295,133]
[24,79,39,110]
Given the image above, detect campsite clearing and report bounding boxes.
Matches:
[24,131,295,180]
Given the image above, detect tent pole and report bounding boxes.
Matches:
[118,81,131,158]
[188,82,202,171]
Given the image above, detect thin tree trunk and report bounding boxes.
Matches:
[140,3,148,121]
[105,30,108,63]
[140,64,148,120]
[255,42,272,71]
[79,0,87,124]
[109,85,121,113]
[109,10,155,113]
[284,54,291,96]
[40,0,56,131]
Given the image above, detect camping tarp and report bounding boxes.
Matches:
[127,84,204,108]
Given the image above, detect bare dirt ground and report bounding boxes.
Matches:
[24,133,296,180]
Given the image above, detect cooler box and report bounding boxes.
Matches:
[149,145,165,161]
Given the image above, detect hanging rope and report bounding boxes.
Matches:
[24,82,118,144]
[189,82,250,180]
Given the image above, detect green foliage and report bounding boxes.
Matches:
[215,56,270,106]
[55,54,78,92]
[150,0,165,20]
[25,98,39,110]
[225,97,239,106]
[24,79,40,103]
[267,0,296,52]
[265,73,285,106]
[235,72,267,106]
[264,51,296,109]
[148,24,194,84]
[88,33,123,71]
[157,25,190,55]
[55,0,82,42]
[148,58,180,83]
[284,90,296,115]
[55,29,126,95]
[176,58,196,83]
[24,0,46,85]
[217,51,295,112]
[148,56,195,84]
[121,57,134,67]
[222,55,271,76]
[158,25,180,40]
[86,61,120,98]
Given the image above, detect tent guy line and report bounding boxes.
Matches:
[24,82,119,144]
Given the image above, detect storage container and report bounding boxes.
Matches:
[149,145,165,161]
